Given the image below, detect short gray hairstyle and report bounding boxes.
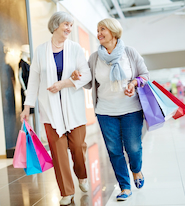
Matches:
[48,11,74,34]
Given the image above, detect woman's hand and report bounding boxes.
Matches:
[20,105,30,123]
[124,83,135,97]
[47,81,63,93]
[71,70,81,80]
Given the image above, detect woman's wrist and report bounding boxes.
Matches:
[60,80,65,89]
[60,79,75,89]
[24,105,30,111]
[130,79,137,87]
[130,82,135,88]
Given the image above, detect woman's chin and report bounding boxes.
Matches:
[99,40,105,45]
[61,35,68,40]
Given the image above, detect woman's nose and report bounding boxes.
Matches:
[67,27,71,32]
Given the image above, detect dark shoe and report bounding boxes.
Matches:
[116,190,132,201]
[134,173,144,189]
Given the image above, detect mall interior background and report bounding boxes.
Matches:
[0,0,185,205]
[1,0,185,158]
[0,0,108,157]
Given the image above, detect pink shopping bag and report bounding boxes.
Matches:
[13,129,26,168]
[24,121,53,172]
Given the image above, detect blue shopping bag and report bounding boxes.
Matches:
[23,122,42,175]
[148,81,178,120]
[137,83,165,131]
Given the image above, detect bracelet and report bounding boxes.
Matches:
[130,82,136,87]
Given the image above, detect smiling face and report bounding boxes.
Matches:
[54,21,73,40]
[97,25,114,47]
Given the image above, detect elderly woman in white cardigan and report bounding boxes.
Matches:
[72,18,149,202]
[20,11,91,205]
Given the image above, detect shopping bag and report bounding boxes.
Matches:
[173,107,184,119]
[13,127,26,168]
[136,76,147,87]
[23,122,42,175]
[152,81,185,119]
[147,81,178,120]
[24,121,53,172]
[137,83,165,131]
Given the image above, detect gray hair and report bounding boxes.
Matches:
[48,11,74,34]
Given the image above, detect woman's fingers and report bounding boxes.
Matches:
[47,81,62,93]
[20,115,24,123]
[124,84,135,97]
[25,114,29,122]
[47,86,57,93]
[71,70,81,80]
[75,70,81,77]
[20,112,29,122]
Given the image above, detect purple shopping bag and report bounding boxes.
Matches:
[137,83,165,131]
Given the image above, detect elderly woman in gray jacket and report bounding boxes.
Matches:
[72,18,149,201]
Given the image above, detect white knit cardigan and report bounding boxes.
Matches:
[24,39,92,137]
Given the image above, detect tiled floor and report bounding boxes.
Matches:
[0,116,185,206]
[0,158,13,170]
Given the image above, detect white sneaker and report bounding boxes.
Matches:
[79,179,89,192]
[59,195,74,205]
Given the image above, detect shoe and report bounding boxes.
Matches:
[134,173,144,189]
[59,195,74,205]
[116,190,132,201]
[79,179,89,192]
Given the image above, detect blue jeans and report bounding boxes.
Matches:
[97,110,143,190]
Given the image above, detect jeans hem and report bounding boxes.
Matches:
[131,168,142,173]
[120,186,131,191]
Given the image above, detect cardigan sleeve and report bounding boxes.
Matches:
[128,47,149,81]
[70,45,92,90]
[24,48,40,107]
[135,50,149,80]
[83,53,95,89]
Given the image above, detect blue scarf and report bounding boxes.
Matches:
[98,39,126,91]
